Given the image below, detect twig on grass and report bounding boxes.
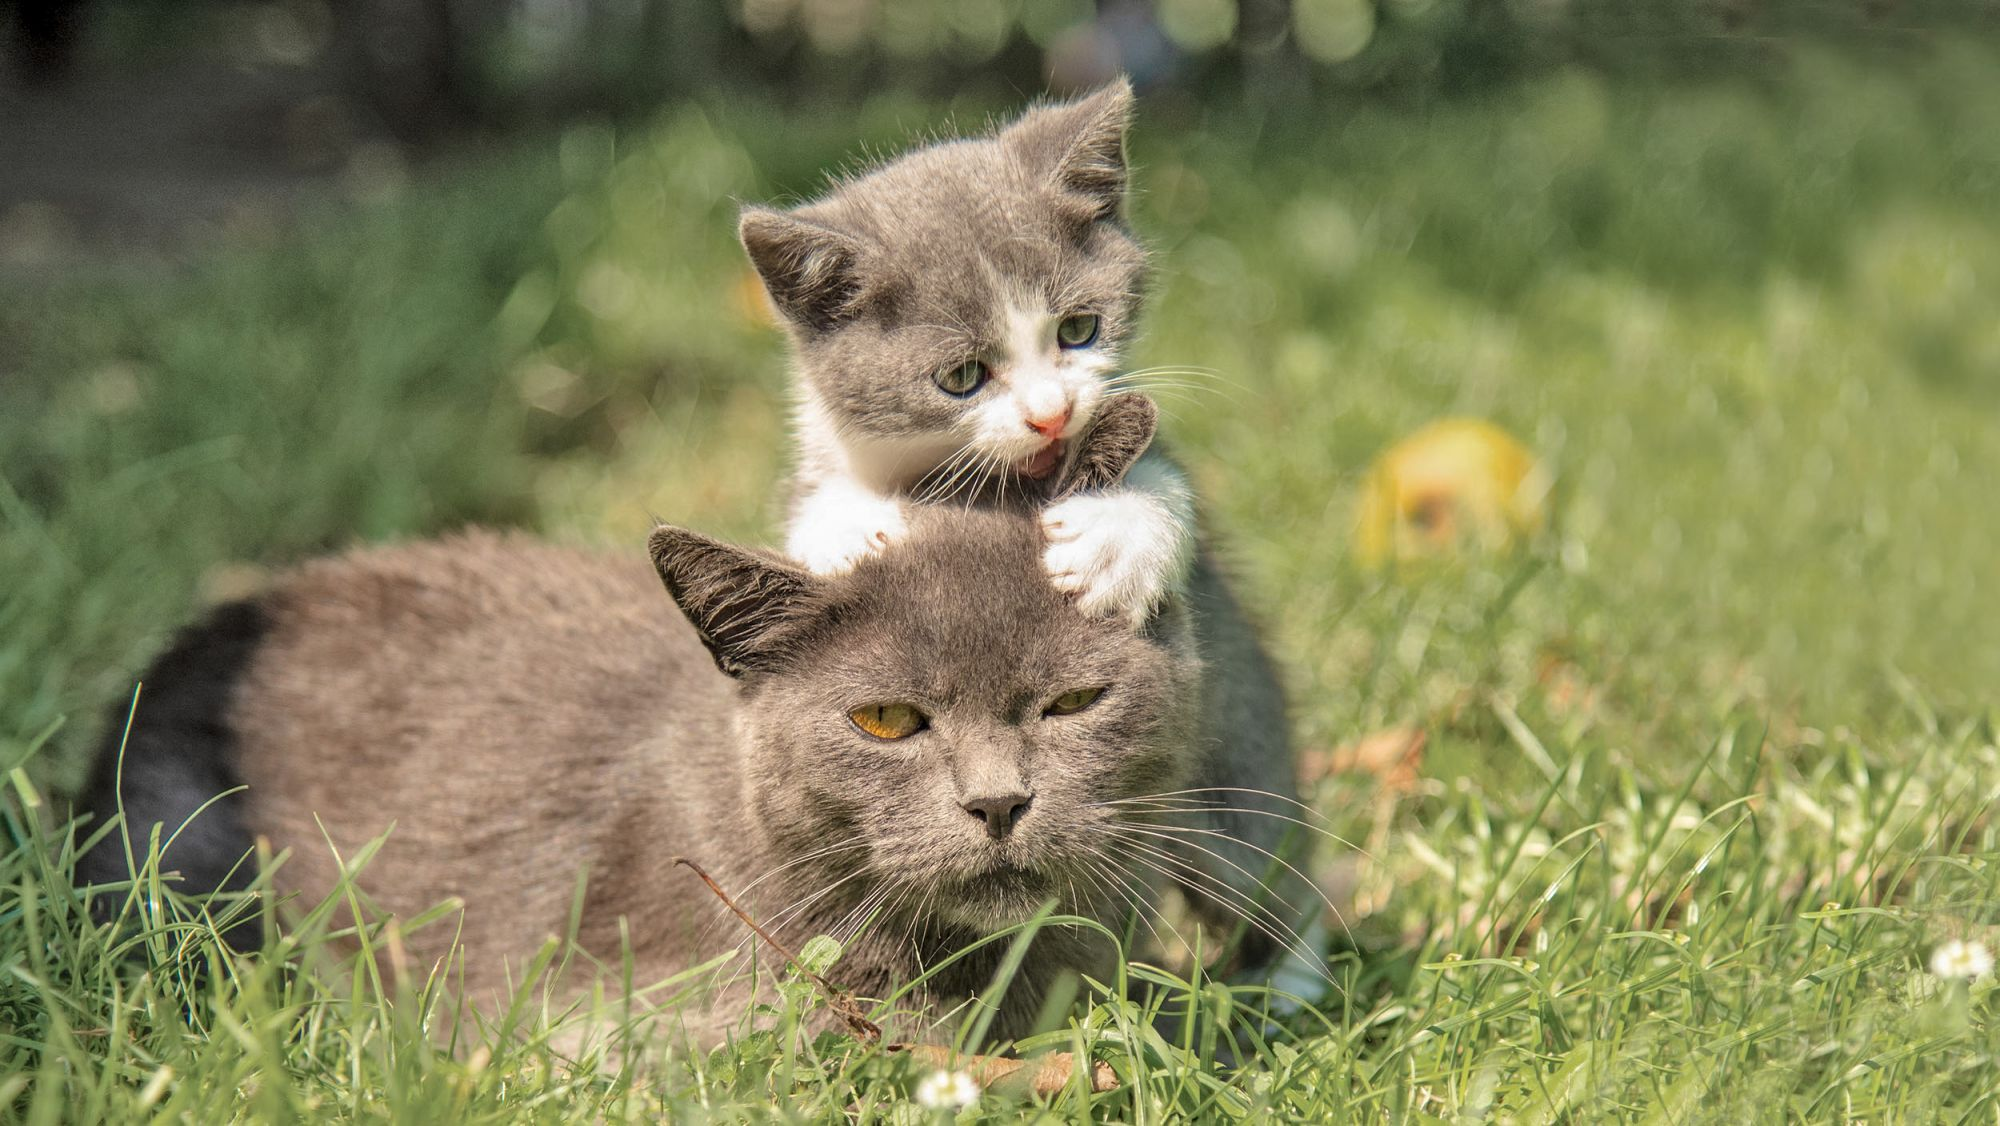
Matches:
[673,855,881,1040]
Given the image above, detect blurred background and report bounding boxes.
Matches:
[2,0,1998,810]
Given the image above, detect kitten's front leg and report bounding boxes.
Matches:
[1042,452,1196,624]
[787,477,909,574]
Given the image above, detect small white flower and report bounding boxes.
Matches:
[1929,939,1994,980]
[915,1068,980,1111]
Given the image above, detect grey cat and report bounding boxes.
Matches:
[744,80,1198,628]
[74,399,1312,1044]
[743,82,1322,994]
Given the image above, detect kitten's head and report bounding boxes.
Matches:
[649,401,1195,930]
[740,81,1146,492]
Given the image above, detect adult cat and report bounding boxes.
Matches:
[74,398,1310,1043]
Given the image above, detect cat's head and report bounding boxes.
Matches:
[740,81,1147,493]
[648,400,1195,930]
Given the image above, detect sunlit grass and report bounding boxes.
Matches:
[4,41,2000,1121]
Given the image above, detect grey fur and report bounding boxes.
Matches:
[1057,394,1158,499]
[73,404,1307,1043]
[741,80,1147,451]
[742,85,1314,979]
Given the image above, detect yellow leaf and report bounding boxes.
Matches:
[1354,418,1549,567]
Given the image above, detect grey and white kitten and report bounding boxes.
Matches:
[741,80,1194,625]
[73,401,1309,1043]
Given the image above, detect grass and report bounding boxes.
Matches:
[5,39,2000,1121]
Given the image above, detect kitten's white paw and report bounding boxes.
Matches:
[1041,490,1190,624]
[788,490,909,575]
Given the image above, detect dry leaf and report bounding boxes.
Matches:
[1300,726,1427,792]
[1535,654,1601,721]
[733,267,779,328]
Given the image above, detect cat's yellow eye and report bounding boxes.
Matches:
[849,703,927,740]
[1056,314,1100,349]
[1044,687,1105,716]
[934,359,989,396]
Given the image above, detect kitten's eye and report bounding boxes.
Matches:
[934,360,989,396]
[849,703,927,740]
[1044,687,1105,716]
[1056,314,1100,350]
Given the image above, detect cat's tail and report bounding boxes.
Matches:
[72,599,269,950]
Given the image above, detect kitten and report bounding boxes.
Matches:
[740,79,1195,625]
[74,400,1311,1044]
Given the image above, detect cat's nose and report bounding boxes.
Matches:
[1025,409,1069,440]
[961,791,1033,839]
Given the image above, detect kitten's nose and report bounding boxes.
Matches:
[961,791,1033,839]
[1025,409,1070,440]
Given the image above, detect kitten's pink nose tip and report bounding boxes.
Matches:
[1026,410,1070,440]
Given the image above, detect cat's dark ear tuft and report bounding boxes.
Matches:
[738,208,867,332]
[1004,78,1135,225]
[1058,393,1157,497]
[649,525,822,678]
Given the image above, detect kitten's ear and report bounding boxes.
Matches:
[738,208,867,332]
[1058,393,1158,497]
[1003,78,1135,224]
[649,525,823,678]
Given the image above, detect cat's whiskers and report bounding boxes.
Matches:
[685,839,873,954]
[1073,845,1151,932]
[1105,368,1227,386]
[1092,833,1336,991]
[732,863,878,964]
[920,438,1007,507]
[1099,379,1217,402]
[985,442,1014,512]
[831,879,902,946]
[949,445,1008,511]
[911,442,983,505]
[970,449,1009,508]
[1096,828,1328,980]
[1078,840,1192,961]
[895,881,941,969]
[1099,373,1237,406]
[1089,841,1307,977]
[731,838,874,901]
[1116,363,1244,390]
[703,872,891,1011]
[1087,823,1334,981]
[1090,826,1307,944]
[1095,817,1354,949]
[1098,388,1191,427]
[1095,799,1369,858]
[1093,786,1371,855]
[1098,785,1341,826]
[1102,364,1244,404]
[1063,837,1165,937]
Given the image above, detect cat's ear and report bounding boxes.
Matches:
[739,208,867,332]
[649,525,824,678]
[1058,393,1157,497]
[1003,78,1135,224]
